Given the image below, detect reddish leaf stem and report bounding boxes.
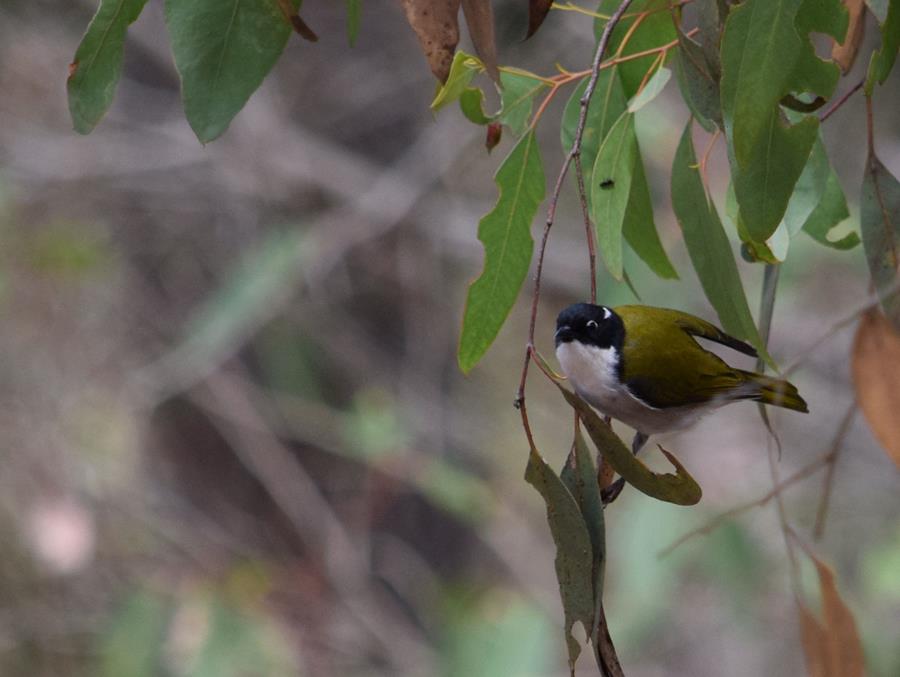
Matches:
[819,79,864,123]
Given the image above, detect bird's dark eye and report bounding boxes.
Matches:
[586,320,599,329]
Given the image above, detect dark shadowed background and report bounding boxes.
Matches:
[1,1,899,675]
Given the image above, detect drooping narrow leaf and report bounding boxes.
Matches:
[590,112,637,281]
[627,67,671,112]
[559,385,702,506]
[720,0,841,242]
[164,0,296,143]
[560,431,606,577]
[860,153,900,326]
[461,0,499,83]
[67,0,150,134]
[674,30,722,132]
[562,74,676,279]
[346,0,362,46]
[527,0,554,38]
[458,131,545,372]
[783,136,831,236]
[671,121,767,355]
[400,0,462,82]
[497,70,547,136]
[853,309,900,466]
[524,445,595,670]
[595,0,677,98]
[802,172,859,249]
[865,0,900,92]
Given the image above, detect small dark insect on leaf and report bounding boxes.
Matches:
[485,122,502,153]
[600,178,615,189]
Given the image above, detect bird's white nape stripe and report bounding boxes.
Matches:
[602,307,611,319]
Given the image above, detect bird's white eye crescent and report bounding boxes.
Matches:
[586,320,599,329]
[602,307,611,319]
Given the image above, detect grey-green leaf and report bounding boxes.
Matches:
[860,154,900,327]
[67,0,150,134]
[671,120,768,358]
[624,158,678,279]
[591,112,637,281]
[498,71,547,137]
[346,0,362,46]
[802,172,858,250]
[164,0,295,143]
[525,445,595,670]
[458,131,545,372]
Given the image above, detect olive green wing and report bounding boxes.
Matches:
[614,305,750,408]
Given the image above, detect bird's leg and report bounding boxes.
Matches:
[601,431,650,505]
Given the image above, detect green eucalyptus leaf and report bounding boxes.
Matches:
[559,430,605,575]
[458,131,545,372]
[67,0,150,134]
[558,386,702,506]
[672,121,769,359]
[164,0,295,143]
[860,154,900,327]
[627,67,671,112]
[802,172,859,250]
[346,0,362,46]
[783,136,831,236]
[674,30,722,132]
[595,0,677,98]
[431,51,482,112]
[590,112,637,281]
[524,444,595,670]
[459,87,492,124]
[497,70,547,136]
[866,0,900,93]
[624,158,678,279]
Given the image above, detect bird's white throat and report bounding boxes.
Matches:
[556,341,621,398]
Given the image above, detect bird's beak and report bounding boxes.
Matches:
[555,325,574,346]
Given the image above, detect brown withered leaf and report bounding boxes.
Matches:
[461,0,499,83]
[527,0,553,39]
[400,0,462,82]
[798,554,866,677]
[852,309,900,468]
[832,0,866,73]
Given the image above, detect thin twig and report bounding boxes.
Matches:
[812,402,857,540]
[656,446,839,558]
[819,79,864,122]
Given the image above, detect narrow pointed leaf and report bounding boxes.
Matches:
[400,0,461,82]
[853,309,900,466]
[346,0,362,46]
[624,158,678,279]
[672,121,768,356]
[590,112,637,281]
[674,31,722,132]
[458,131,545,372]
[497,70,547,137]
[461,0,499,83]
[560,430,606,575]
[67,0,150,134]
[524,445,595,669]
[802,172,858,249]
[431,51,482,112]
[558,386,702,506]
[860,154,900,326]
[865,0,900,92]
[164,0,296,143]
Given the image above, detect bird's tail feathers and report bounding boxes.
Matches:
[737,371,809,413]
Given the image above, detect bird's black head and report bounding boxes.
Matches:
[555,303,625,350]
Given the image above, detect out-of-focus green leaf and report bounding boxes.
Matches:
[595,0,677,98]
[461,0,499,83]
[458,131,544,372]
[783,136,830,236]
[563,74,677,280]
[459,87,492,124]
[860,153,900,326]
[802,172,859,249]
[866,0,900,92]
[796,0,849,40]
[674,31,721,132]
[627,66,671,112]
[720,0,840,242]
[590,112,636,280]
[164,0,296,143]
[497,70,547,136]
[560,429,606,599]
[67,0,149,134]
[672,121,768,358]
[101,590,170,677]
[558,386,702,506]
[346,0,362,46]
[524,444,595,669]
[866,0,890,22]
[431,51,483,112]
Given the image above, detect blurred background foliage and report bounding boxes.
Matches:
[1,1,899,675]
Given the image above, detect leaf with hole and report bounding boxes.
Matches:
[67,0,149,135]
[458,131,545,372]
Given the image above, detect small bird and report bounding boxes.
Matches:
[555,303,808,452]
